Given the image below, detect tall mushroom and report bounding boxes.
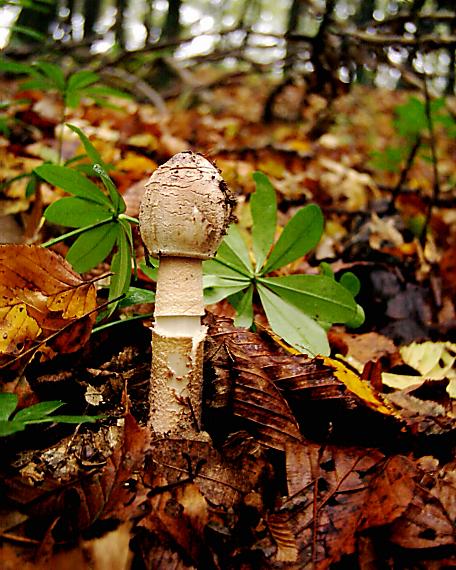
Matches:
[139,151,234,439]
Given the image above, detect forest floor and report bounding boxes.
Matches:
[0,74,455,569]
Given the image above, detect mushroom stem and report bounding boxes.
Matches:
[139,151,234,439]
[150,256,207,437]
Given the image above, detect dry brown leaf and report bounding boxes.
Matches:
[357,455,416,530]
[390,485,456,548]
[0,245,97,368]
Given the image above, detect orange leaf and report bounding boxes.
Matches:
[0,245,97,368]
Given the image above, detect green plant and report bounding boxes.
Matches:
[0,59,130,161]
[0,393,103,437]
[35,124,144,316]
[203,172,364,356]
[369,95,456,173]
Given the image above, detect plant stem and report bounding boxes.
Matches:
[41,217,113,248]
[57,103,67,164]
[420,73,440,247]
[118,214,139,224]
[388,135,421,214]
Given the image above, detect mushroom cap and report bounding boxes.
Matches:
[139,151,234,259]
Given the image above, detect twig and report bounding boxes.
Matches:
[388,135,422,213]
[334,29,456,48]
[98,67,169,116]
[420,72,441,247]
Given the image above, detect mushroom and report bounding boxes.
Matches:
[139,151,234,439]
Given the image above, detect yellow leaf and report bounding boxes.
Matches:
[116,152,157,172]
[0,303,41,355]
[323,357,394,415]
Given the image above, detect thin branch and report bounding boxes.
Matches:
[420,73,441,247]
[388,135,422,214]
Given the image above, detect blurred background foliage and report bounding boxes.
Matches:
[1,0,456,96]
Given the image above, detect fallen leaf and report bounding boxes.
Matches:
[322,357,394,416]
[0,245,97,368]
[383,341,456,397]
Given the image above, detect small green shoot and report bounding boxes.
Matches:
[0,393,103,437]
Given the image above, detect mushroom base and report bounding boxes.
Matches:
[149,326,209,440]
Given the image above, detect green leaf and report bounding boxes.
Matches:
[44,197,113,228]
[251,172,277,272]
[0,420,26,436]
[67,71,99,92]
[203,274,251,289]
[33,62,65,92]
[80,86,131,99]
[25,173,38,198]
[257,284,330,356]
[0,61,36,75]
[369,146,405,173]
[93,164,125,214]
[65,89,82,109]
[346,304,365,328]
[66,124,107,169]
[35,164,112,207]
[263,204,323,273]
[33,414,103,424]
[0,393,17,421]
[259,274,358,323]
[233,283,254,328]
[203,258,247,280]
[108,228,132,313]
[204,283,249,305]
[67,222,119,273]
[118,286,155,308]
[139,260,158,282]
[9,25,46,41]
[19,78,54,92]
[14,400,64,421]
[319,261,334,278]
[215,224,253,277]
[340,272,360,297]
[394,97,427,138]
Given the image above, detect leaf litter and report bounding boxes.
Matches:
[0,78,455,568]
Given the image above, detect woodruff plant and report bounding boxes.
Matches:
[0,59,130,162]
[35,125,144,317]
[203,172,364,356]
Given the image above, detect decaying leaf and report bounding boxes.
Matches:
[267,512,299,562]
[3,414,148,533]
[0,245,97,368]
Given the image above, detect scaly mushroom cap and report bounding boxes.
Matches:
[139,151,234,259]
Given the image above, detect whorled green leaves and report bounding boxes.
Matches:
[0,60,130,111]
[36,125,136,317]
[203,172,364,356]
